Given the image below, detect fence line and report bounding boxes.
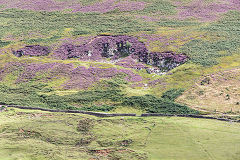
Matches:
[1,105,239,123]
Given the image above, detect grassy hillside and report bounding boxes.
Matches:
[0,108,240,160]
[0,11,239,114]
[177,68,240,113]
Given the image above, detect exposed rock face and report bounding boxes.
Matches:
[13,45,50,57]
[13,50,23,57]
[55,36,188,72]
[139,51,188,71]
[13,36,188,73]
[54,35,148,60]
[97,35,147,59]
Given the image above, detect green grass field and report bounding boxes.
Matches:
[0,108,240,160]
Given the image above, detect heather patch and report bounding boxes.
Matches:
[0,62,23,81]
[63,66,143,89]
[113,1,146,12]
[16,63,56,83]
[115,56,147,70]
[54,35,148,60]
[177,0,240,21]
[0,0,82,12]
[54,43,96,60]
[55,0,101,6]
[0,61,142,89]
[147,78,165,87]
[138,27,201,47]
[0,62,74,84]
[0,0,146,13]
[137,22,202,54]
[139,33,167,43]
[12,45,50,57]
[0,49,4,55]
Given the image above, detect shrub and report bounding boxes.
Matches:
[0,83,75,110]
[161,88,185,101]
[0,82,198,115]
[40,94,77,110]
[64,89,124,104]
[122,95,199,114]
[77,118,94,132]
[0,40,11,47]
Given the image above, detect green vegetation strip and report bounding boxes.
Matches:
[0,81,199,115]
[2,105,239,123]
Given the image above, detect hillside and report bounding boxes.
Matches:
[0,0,240,113]
[0,0,240,159]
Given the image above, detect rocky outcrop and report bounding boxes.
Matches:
[13,36,188,73]
[13,45,50,57]
[139,51,188,72]
[54,35,148,60]
[54,35,188,72]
